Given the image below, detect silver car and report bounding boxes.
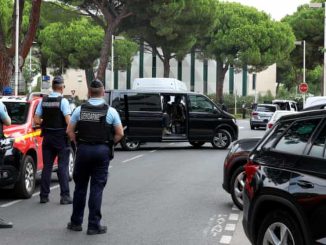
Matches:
[250,104,279,130]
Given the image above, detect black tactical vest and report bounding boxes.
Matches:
[41,96,66,129]
[77,102,114,144]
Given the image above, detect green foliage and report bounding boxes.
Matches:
[39,18,103,72]
[113,39,138,71]
[0,0,13,45]
[203,2,295,71]
[122,0,217,75]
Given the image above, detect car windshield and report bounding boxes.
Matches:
[3,102,29,125]
[256,106,276,112]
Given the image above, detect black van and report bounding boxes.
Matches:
[105,90,238,151]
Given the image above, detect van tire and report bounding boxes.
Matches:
[120,138,141,151]
[189,141,205,148]
[211,129,232,149]
[14,155,36,198]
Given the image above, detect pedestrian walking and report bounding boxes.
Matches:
[34,76,72,204]
[0,100,13,228]
[66,79,124,235]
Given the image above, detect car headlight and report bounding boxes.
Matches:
[0,138,14,150]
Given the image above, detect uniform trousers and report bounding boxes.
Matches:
[40,130,70,198]
[71,143,110,229]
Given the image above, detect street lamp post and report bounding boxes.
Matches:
[295,40,306,104]
[310,2,326,96]
[111,34,114,90]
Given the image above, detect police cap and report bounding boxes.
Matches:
[90,79,104,88]
[52,76,64,85]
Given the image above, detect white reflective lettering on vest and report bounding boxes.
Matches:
[42,102,60,108]
[80,110,105,122]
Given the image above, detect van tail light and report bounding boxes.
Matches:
[244,161,259,199]
[252,112,258,116]
[267,123,273,129]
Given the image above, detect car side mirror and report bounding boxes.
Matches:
[213,108,219,114]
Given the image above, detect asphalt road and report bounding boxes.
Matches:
[0,119,265,245]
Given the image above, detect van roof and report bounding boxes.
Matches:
[106,89,199,95]
[272,99,296,103]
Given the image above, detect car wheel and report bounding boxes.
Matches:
[68,147,75,181]
[257,210,304,245]
[14,155,36,198]
[230,166,245,210]
[189,141,205,148]
[250,124,255,130]
[120,137,141,151]
[211,129,232,149]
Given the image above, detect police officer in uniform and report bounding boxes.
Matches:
[34,76,72,204]
[66,79,123,235]
[0,100,13,228]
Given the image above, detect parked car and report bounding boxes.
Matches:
[243,109,326,245]
[0,93,75,198]
[304,96,326,110]
[266,110,298,131]
[272,99,298,111]
[105,90,238,150]
[250,104,279,130]
[222,137,261,210]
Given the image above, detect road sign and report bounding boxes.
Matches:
[299,83,308,93]
[42,75,50,81]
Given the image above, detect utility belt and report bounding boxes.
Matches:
[77,139,115,160]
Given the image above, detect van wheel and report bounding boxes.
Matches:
[14,155,36,198]
[189,141,205,148]
[257,210,304,245]
[212,129,232,149]
[120,138,141,151]
[68,147,75,181]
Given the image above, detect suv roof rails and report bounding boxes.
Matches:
[27,92,47,101]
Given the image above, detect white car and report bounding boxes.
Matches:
[266,110,298,131]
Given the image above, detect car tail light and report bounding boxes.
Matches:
[252,112,258,116]
[244,161,259,199]
[267,123,273,129]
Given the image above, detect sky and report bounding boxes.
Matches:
[224,0,311,20]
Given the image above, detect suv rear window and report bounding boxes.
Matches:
[256,106,276,112]
[274,119,321,154]
[4,102,29,125]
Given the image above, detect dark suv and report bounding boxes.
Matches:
[105,90,238,150]
[243,110,326,245]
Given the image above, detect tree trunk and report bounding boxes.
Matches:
[85,68,95,88]
[0,54,13,91]
[163,58,170,78]
[215,59,228,104]
[97,25,114,82]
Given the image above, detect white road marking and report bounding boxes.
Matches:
[0,200,22,208]
[232,205,239,211]
[219,235,232,244]
[169,143,175,145]
[109,165,113,168]
[122,155,143,163]
[32,184,60,197]
[239,126,245,129]
[0,184,61,208]
[225,223,236,231]
[228,213,239,221]
[150,150,157,153]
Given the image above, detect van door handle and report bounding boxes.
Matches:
[297,180,314,189]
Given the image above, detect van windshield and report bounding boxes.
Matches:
[3,102,29,125]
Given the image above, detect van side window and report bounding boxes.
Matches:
[189,95,216,113]
[128,93,161,112]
